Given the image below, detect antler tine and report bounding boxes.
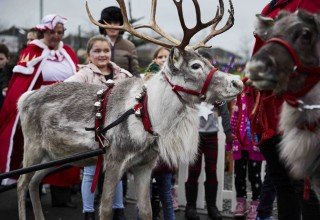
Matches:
[133,0,181,45]
[174,0,224,50]
[192,0,235,50]
[85,0,175,48]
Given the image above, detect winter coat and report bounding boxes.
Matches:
[107,36,140,78]
[0,40,80,186]
[226,94,264,161]
[64,62,132,85]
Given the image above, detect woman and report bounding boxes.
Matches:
[0,14,80,207]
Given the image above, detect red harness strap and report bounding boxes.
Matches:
[134,94,156,135]
[91,86,113,193]
[162,68,218,101]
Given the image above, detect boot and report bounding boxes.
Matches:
[151,182,161,220]
[246,200,259,220]
[113,208,126,220]
[204,182,222,220]
[234,197,248,217]
[185,183,200,220]
[84,212,95,220]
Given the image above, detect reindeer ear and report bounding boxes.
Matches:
[168,47,182,74]
[254,14,274,41]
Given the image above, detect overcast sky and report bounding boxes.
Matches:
[0,0,270,55]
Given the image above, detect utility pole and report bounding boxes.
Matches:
[40,0,43,21]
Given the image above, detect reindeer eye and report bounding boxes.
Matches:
[191,63,202,70]
[301,28,311,41]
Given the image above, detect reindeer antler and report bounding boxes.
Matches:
[86,0,234,50]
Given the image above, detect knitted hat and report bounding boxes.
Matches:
[98,6,124,35]
[36,14,67,31]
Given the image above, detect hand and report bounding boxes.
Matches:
[225,133,234,144]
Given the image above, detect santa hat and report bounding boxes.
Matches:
[36,14,67,31]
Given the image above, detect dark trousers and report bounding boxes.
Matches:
[234,150,262,200]
[256,167,276,219]
[186,133,218,185]
[260,135,320,220]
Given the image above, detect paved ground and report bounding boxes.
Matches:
[0,186,238,220]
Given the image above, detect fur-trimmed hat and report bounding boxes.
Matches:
[99,6,124,35]
[36,14,67,32]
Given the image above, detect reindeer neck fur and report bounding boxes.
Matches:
[145,70,199,167]
[279,82,320,178]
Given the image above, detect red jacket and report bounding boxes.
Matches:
[0,40,80,186]
[248,0,320,144]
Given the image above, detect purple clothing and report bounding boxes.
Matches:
[226,94,264,161]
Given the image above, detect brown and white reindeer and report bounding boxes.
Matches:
[247,10,320,200]
[16,0,243,220]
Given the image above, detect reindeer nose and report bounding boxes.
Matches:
[232,79,244,91]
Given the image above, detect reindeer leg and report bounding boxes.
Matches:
[99,162,124,220]
[17,172,34,220]
[132,165,153,220]
[17,141,51,220]
[29,167,56,220]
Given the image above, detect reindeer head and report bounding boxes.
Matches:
[163,47,242,104]
[247,10,320,94]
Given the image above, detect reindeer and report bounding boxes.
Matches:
[16,0,243,219]
[247,10,320,200]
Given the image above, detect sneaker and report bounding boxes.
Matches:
[234,197,248,217]
[247,200,259,220]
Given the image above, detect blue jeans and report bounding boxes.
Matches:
[81,165,124,213]
[153,173,175,220]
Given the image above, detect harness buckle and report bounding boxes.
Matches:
[297,99,305,112]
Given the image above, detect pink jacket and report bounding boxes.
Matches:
[226,94,264,161]
[65,61,132,85]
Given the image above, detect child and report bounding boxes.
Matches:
[143,46,177,220]
[65,35,132,220]
[0,43,12,110]
[226,92,264,220]
[144,46,169,79]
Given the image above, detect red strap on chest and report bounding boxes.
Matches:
[91,87,113,193]
[134,95,155,135]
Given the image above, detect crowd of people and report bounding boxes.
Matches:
[1,0,320,220]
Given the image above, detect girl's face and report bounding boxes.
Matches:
[0,53,9,69]
[88,40,111,69]
[154,49,169,67]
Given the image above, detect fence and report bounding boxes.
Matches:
[126,118,265,213]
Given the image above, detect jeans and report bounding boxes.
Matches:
[260,135,320,220]
[153,173,175,220]
[81,165,124,213]
[137,173,175,220]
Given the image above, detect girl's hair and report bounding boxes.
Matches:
[0,44,9,58]
[86,35,112,55]
[152,47,169,59]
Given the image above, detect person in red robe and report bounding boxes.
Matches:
[0,14,80,207]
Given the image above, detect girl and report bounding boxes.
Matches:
[65,35,132,220]
[226,92,264,220]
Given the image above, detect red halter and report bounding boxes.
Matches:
[266,38,320,105]
[162,68,218,101]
